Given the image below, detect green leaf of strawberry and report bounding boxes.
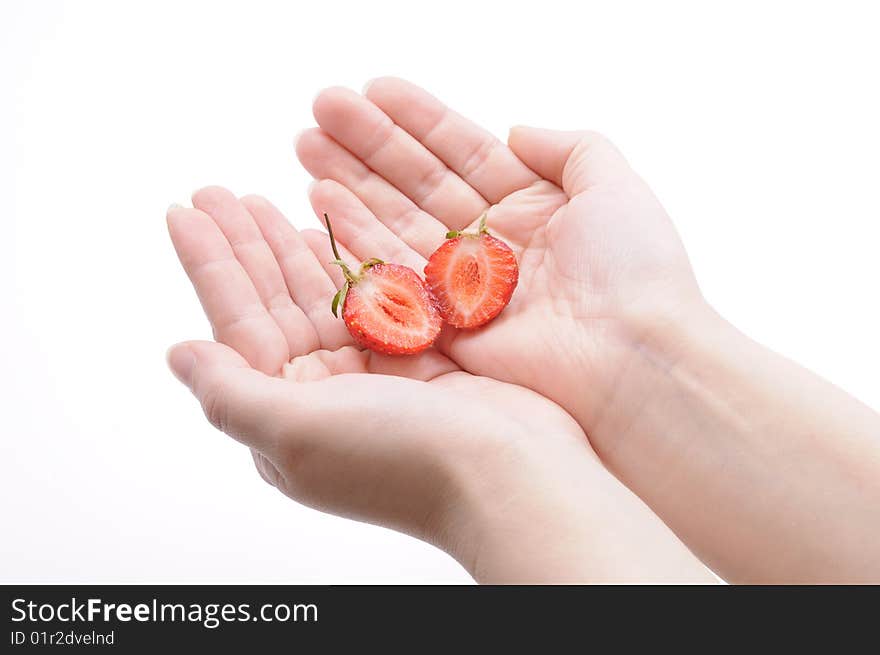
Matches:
[331,284,348,317]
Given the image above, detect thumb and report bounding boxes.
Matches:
[507,126,631,196]
[167,340,298,451]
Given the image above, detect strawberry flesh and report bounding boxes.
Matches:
[342,263,442,355]
[424,233,518,329]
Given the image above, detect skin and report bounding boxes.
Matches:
[290,78,880,583]
[167,77,880,583]
[166,189,713,583]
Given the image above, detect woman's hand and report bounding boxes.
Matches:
[296,79,880,583]
[166,188,712,583]
[295,78,703,441]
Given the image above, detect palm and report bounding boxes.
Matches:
[166,186,588,481]
[278,344,584,449]
[167,188,593,533]
[296,78,700,427]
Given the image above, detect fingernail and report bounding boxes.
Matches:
[167,202,184,213]
[306,179,317,195]
[507,125,533,144]
[362,78,376,95]
[167,344,196,388]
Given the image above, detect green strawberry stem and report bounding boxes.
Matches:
[324,213,357,285]
[324,212,356,318]
[478,212,488,234]
[324,213,385,317]
[446,211,490,239]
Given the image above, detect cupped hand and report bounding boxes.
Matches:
[165,187,711,582]
[296,78,705,438]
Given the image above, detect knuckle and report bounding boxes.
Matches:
[460,136,499,179]
[414,164,448,205]
[363,116,396,163]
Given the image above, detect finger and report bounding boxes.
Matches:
[166,206,289,375]
[241,194,352,351]
[365,349,460,381]
[507,126,632,196]
[283,349,338,383]
[312,86,488,229]
[309,179,429,270]
[191,186,317,359]
[364,77,540,203]
[283,344,460,383]
[167,340,454,460]
[296,128,448,249]
[167,340,301,452]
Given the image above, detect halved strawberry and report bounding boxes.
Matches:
[325,214,441,356]
[424,214,518,329]
[341,263,441,355]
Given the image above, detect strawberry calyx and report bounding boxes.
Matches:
[444,212,489,240]
[324,213,384,317]
[424,211,519,329]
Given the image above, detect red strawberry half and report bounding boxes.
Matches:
[424,215,518,329]
[325,214,441,356]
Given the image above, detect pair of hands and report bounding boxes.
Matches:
[167,78,713,582]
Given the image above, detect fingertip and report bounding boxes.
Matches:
[166,203,186,230]
[507,124,545,144]
[240,194,290,244]
[174,340,254,372]
[294,127,324,159]
[362,75,414,100]
[305,182,331,226]
[312,85,355,120]
[306,180,329,221]
[167,342,285,447]
[191,185,235,210]
[239,194,276,224]
[311,85,333,109]
[167,343,196,388]
[239,193,269,210]
[165,205,201,240]
[507,125,526,145]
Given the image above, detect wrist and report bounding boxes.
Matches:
[587,299,735,461]
[581,297,880,583]
[439,422,712,583]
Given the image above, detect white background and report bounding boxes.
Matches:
[2,0,878,583]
